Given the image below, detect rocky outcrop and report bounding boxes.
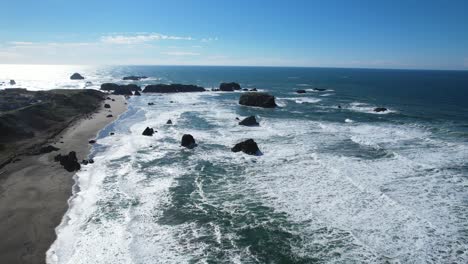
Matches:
[112,86,133,95]
[70,73,85,80]
[296,89,306,94]
[239,92,277,108]
[143,84,206,93]
[219,82,241,91]
[142,127,155,136]
[101,83,141,92]
[54,151,81,172]
[181,134,197,149]
[134,91,141,96]
[231,139,261,155]
[239,116,259,126]
[123,76,148,81]
[104,104,111,108]
[374,107,388,112]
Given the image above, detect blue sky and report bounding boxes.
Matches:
[1,0,467,70]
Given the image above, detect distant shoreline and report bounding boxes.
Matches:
[0,93,127,264]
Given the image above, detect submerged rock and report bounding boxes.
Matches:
[181,134,197,149]
[142,127,155,136]
[123,76,148,81]
[231,139,261,155]
[219,82,241,91]
[374,107,388,112]
[54,151,81,172]
[239,116,259,126]
[70,73,85,80]
[39,145,59,154]
[239,92,277,108]
[143,84,206,93]
[296,89,306,94]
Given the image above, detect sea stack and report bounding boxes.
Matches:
[219,82,241,91]
[70,73,85,80]
[239,92,277,108]
[181,134,197,149]
[239,116,259,126]
[231,139,261,155]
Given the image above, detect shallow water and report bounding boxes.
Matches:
[2,65,467,263]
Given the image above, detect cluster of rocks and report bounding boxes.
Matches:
[54,151,81,172]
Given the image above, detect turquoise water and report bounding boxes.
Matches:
[3,65,467,263]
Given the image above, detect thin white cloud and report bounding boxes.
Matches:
[161,51,200,56]
[9,41,34,45]
[201,37,219,42]
[101,33,194,44]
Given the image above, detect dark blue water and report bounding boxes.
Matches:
[41,66,468,264]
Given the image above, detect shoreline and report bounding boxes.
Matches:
[0,94,127,264]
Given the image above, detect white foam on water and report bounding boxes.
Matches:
[348,101,397,114]
[345,118,354,123]
[277,97,322,104]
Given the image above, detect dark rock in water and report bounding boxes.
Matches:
[123,76,148,81]
[82,159,88,165]
[374,107,388,112]
[88,159,94,164]
[134,90,141,96]
[142,127,155,136]
[143,84,206,93]
[89,140,96,144]
[242,88,249,91]
[170,101,174,103]
[101,83,120,91]
[106,114,113,118]
[219,82,241,91]
[239,92,277,108]
[113,86,133,95]
[54,151,81,172]
[110,132,115,135]
[181,134,197,149]
[39,145,59,154]
[250,88,258,92]
[313,88,326,91]
[211,88,220,92]
[338,105,342,109]
[231,139,261,155]
[112,99,115,101]
[166,119,173,125]
[9,80,16,85]
[70,73,85,80]
[148,102,154,105]
[85,81,92,86]
[239,116,259,126]
[104,103,111,108]
[235,117,240,120]
[296,89,306,94]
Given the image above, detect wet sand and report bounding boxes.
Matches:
[0,95,127,264]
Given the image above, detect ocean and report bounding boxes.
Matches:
[2,65,468,263]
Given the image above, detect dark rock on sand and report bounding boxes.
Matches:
[296,89,306,94]
[239,92,277,108]
[134,90,141,96]
[239,116,259,126]
[374,107,388,112]
[104,103,111,108]
[166,119,173,125]
[219,82,241,91]
[231,139,261,155]
[142,127,155,136]
[181,134,197,149]
[106,114,113,118]
[143,84,206,93]
[123,76,148,81]
[70,73,85,80]
[54,151,81,172]
[9,80,16,85]
[39,145,59,154]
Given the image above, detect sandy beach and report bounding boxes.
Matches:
[0,95,127,264]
